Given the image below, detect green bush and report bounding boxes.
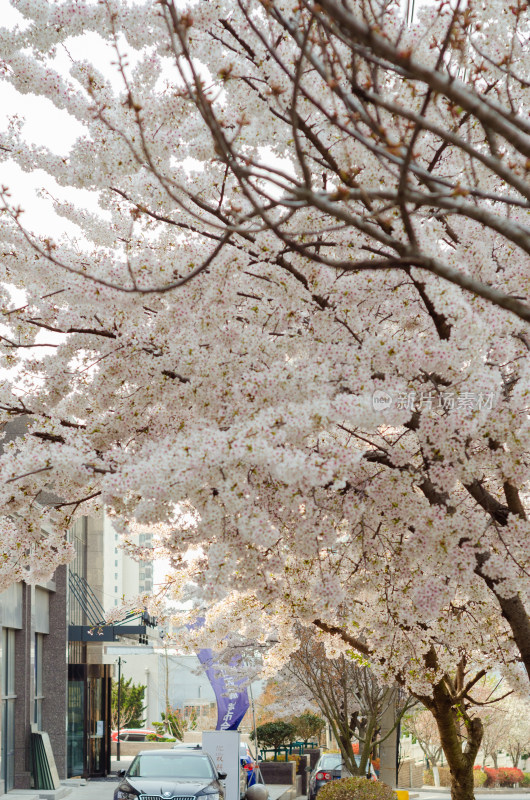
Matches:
[292,712,325,743]
[250,721,297,752]
[318,777,396,800]
[521,773,530,787]
[422,766,452,786]
[473,770,487,788]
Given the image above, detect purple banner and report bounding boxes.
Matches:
[189,619,249,730]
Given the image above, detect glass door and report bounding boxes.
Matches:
[87,677,104,776]
[67,680,85,777]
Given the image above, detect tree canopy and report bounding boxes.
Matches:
[1,2,530,797]
[111,676,146,730]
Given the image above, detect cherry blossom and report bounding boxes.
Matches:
[0,2,530,797]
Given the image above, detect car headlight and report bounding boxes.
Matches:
[116,790,138,800]
[198,793,220,800]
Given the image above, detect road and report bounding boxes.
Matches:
[63,781,530,800]
[63,775,292,800]
[414,793,530,800]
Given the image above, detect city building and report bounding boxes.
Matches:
[0,417,68,794]
[100,516,154,610]
[0,418,156,791]
[0,570,68,794]
[67,513,156,778]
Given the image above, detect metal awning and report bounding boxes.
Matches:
[68,571,156,641]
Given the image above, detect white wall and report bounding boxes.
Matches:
[104,645,262,729]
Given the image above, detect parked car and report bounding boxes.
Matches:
[114,749,226,800]
[308,753,343,800]
[111,729,160,742]
[172,743,248,799]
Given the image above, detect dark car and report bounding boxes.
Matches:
[172,743,248,799]
[114,749,226,800]
[111,729,169,743]
[308,754,343,800]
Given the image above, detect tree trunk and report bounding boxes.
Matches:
[337,729,362,776]
[448,761,476,800]
[422,680,483,800]
[493,753,498,769]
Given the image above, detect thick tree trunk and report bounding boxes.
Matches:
[421,680,483,800]
[448,761,476,800]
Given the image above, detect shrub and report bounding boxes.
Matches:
[484,767,499,787]
[484,767,524,787]
[498,768,524,786]
[318,776,396,800]
[251,721,297,752]
[292,712,325,743]
[521,773,530,787]
[288,754,302,773]
[423,769,434,786]
[473,770,487,788]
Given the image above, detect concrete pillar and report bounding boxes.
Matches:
[13,584,33,789]
[379,690,398,787]
[42,566,68,778]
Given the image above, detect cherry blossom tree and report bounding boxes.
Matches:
[403,708,443,769]
[1,2,530,798]
[280,627,412,777]
[477,692,530,769]
[503,698,530,769]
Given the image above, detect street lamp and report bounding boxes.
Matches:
[116,658,127,763]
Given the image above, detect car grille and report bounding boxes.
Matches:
[139,795,196,800]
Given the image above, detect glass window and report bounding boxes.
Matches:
[320,755,342,770]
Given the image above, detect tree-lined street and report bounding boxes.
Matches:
[0,0,529,797]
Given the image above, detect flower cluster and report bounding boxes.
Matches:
[0,0,528,703]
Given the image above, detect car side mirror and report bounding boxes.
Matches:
[117,770,126,778]
[218,772,227,780]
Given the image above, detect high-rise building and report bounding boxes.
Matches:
[99,516,154,609]
[67,512,156,778]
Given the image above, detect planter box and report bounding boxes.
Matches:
[259,761,296,786]
[300,755,311,795]
[303,749,322,771]
[111,741,176,757]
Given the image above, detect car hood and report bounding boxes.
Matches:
[123,778,217,796]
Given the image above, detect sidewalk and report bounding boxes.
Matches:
[417,788,530,794]
[0,769,295,800]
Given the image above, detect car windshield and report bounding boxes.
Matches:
[319,756,342,770]
[128,754,216,779]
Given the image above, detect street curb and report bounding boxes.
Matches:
[417,789,530,794]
